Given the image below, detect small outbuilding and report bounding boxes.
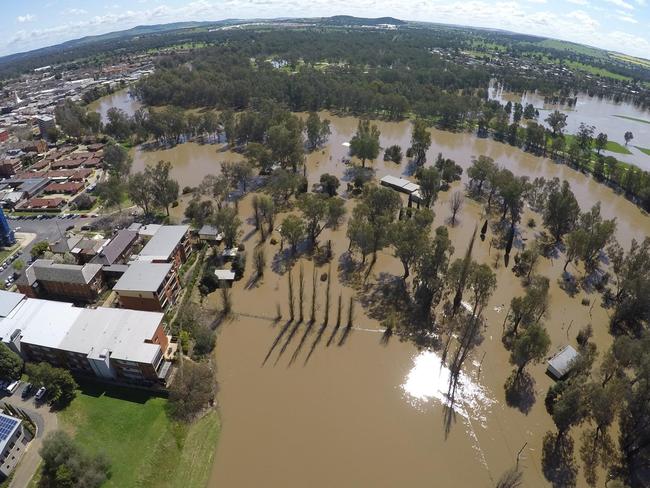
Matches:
[547,345,580,380]
[198,225,223,243]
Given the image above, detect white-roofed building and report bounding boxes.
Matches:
[0,291,173,386]
[136,225,191,266]
[113,262,180,312]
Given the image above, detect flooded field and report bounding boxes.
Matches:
[92,91,650,487]
[490,82,650,169]
[87,88,142,124]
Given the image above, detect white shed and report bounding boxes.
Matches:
[547,345,580,380]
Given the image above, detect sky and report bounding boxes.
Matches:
[2,0,650,59]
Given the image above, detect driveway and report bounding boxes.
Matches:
[2,383,58,488]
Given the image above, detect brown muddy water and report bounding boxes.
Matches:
[92,91,650,487]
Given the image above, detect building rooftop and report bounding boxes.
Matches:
[0,413,21,456]
[113,262,172,293]
[0,297,82,348]
[0,290,24,318]
[18,259,102,286]
[92,229,138,265]
[59,307,164,364]
[547,345,580,380]
[138,225,188,261]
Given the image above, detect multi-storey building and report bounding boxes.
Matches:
[113,262,180,312]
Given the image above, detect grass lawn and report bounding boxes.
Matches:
[636,146,650,156]
[613,115,650,125]
[0,244,19,263]
[604,140,632,155]
[60,382,220,488]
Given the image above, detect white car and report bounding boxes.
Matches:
[34,386,46,401]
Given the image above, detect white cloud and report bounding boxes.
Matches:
[603,0,634,10]
[567,0,589,4]
[66,8,88,15]
[17,14,35,23]
[617,14,638,22]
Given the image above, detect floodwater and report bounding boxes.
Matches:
[92,89,650,487]
[87,88,141,124]
[490,82,650,169]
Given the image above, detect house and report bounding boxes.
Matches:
[0,413,26,478]
[51,235,108,264]
[43,181,84,195]
[34,115,54,138]
[113,262,180,312]
[137,225,191,265]
[547,345,580,380]
[0,292,173,386]
[198,224,223,243]
[16,259,104,302]
[91,229,138,266]
[379,175,423,204]
[50,158,85,170]
[0,130,8,143]
[17,197,64,211]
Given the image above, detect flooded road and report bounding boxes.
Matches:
[90,90,650,486]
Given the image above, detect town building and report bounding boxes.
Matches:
[91,229,138,266]
[34,115,54,138]
[198,224,223,243]
[0,130,8,143]
[16,259,104,302]
[17,197,64,211]
[0,209,15,247]
[0,413,26,479]
[547,345,580,380]
[0,291,172,386]
[113,262,180,312]
[136,225,191,265]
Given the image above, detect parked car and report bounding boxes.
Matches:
[6,380,20,395]
[21,383,33,399]
[34,386,46,401]
[65,225,74,231]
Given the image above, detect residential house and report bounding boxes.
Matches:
[113,262,180,312]
[198,224,223,243]
[16,259,104,302]
[17,197,64,211]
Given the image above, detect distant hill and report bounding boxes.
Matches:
[0,20,229,67]
[320,16,406,26]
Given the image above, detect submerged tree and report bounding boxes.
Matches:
[349,119,380,168]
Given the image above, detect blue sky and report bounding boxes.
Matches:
[2,0,650,58]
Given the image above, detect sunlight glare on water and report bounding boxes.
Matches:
[401,350,495,427]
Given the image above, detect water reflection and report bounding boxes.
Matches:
[402,350,494,426]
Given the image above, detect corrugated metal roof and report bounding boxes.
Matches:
[92,229,137,265]
[113,262,172,292]
[29,259,102,285]
[138,225,188,261]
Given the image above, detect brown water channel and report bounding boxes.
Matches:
[92,92,650,487]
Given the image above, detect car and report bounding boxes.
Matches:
[81,225,92,231]
[21,383,33,399]
[14,227,21,232]
[65,225,74,231]
[0,380,7,390]
[16,250,22,256]
[34,386,46,401]
[6,380,20,395]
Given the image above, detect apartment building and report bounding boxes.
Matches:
[113,262,180,312]
[16,259,104,302]
[0,291,172,386]
[136,225,192,266]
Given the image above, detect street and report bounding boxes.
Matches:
[2,215,97,287]
[1,383,59,488]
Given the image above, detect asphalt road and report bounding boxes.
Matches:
[3,215,97,287]
[1,382,59,488]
